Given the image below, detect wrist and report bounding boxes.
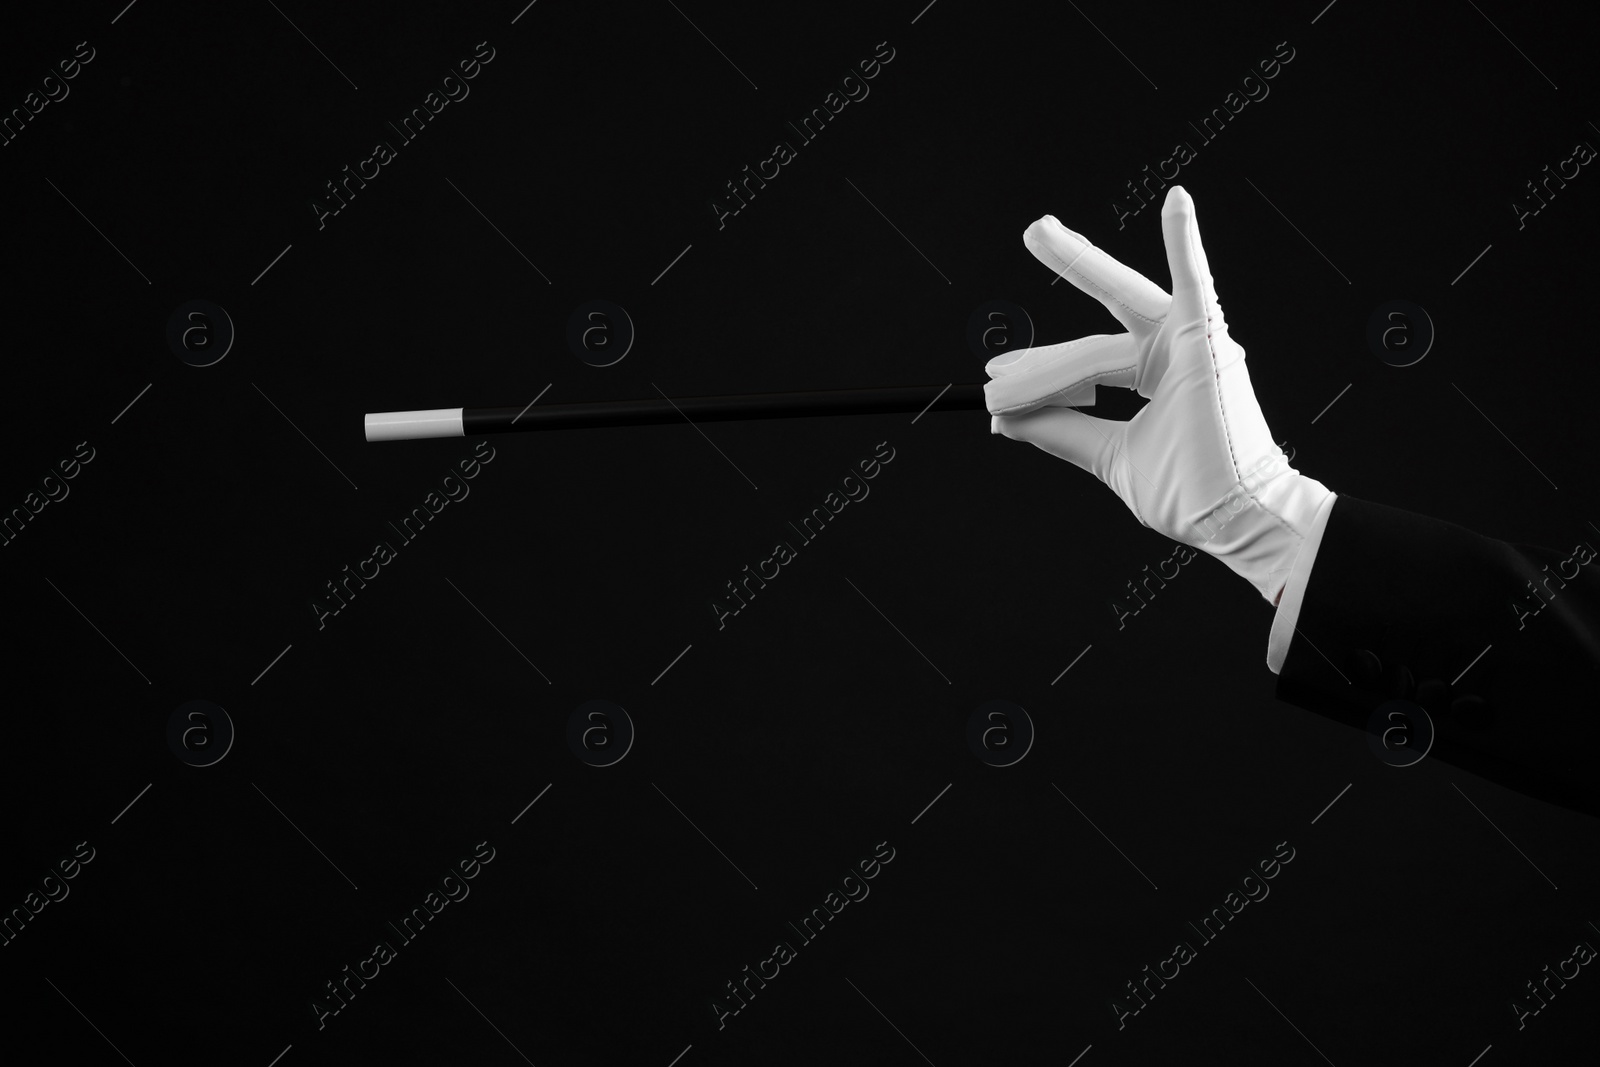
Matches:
[1201,458,1332,604]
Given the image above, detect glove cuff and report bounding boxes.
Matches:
[1192,452,1334,604]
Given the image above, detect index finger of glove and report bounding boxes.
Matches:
[1024,215,1169,334]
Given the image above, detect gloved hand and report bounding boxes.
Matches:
[986,185,1332,606]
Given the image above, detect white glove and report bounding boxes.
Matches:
[986,185,1332,605]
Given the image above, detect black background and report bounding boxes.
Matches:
[3,1,1599,1064]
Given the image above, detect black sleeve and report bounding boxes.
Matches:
[1274,493,1600,816]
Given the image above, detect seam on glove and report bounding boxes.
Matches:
[1244,492,1313,541]
[1202,317,1245,489]
[1186,261,1314,548]
[1199,317,1312,556]
[1034,241,1165,328]
[1242,454,1321,542]
[1193,451,1316,549]
[1179,211,1247,491]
